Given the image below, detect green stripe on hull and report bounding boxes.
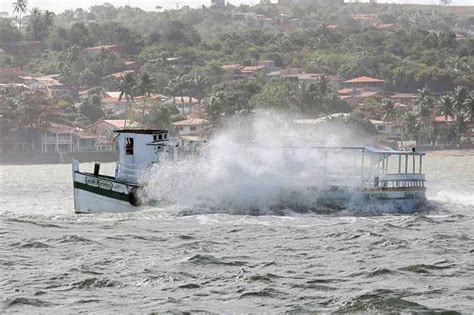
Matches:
[74,181,130,203]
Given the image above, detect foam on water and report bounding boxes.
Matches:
[141,111,377,215]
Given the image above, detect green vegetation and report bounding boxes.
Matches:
[0,1,473,146]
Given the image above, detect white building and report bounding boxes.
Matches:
[163,96,200,115]
[41,125,96,152]
[172,118,208,136]
[172,118,208,153]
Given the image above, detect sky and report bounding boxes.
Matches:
[1,0,473,13]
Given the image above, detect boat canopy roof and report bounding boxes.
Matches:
[114,129,168,134]
[263,145,425,156]
[363,146,425,156]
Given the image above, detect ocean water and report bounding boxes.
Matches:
[1,150,474,313]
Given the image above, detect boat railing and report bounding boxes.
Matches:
[372,173,426,189]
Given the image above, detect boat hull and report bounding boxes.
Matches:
[317,187,427,213]
[72,161,140,214]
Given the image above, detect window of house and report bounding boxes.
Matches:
[179,127,184,131]
[125,137,134,155]
[190,126,197,131]
[377,126,386,131]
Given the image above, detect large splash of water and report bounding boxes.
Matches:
[141,111,376,215]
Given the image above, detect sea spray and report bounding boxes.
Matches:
[141,111,375,215]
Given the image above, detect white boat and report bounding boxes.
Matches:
[72,129,427,214]
[72,129,177,214]
[295,146,427,212]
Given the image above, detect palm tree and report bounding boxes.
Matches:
[205,91,226,125]
[191,73,207,104]
[137,72,155,117]
[137,72,155,98]
[415,88,435,145]
[380,98,397,123]
[439,94,454,121]
[290,81,319,114]
[118,73,137,129]
[43,10,55,28]
[402,111,419,143]
[12,0,28,29]
[451,86,471,145]
[28,7,43,40]
[318,75,330,97]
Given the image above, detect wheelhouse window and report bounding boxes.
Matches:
[153,134,165,141]
[125,137,134,155]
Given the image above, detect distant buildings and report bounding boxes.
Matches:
[19,74,73,99]
[164,97,200,115]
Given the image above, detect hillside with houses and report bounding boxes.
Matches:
[0,0,473,158]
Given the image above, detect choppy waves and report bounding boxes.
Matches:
[1,209,473,312]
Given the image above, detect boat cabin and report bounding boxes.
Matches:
[314,146,426,190]
[114,129,172,183]
[360,147,425,190]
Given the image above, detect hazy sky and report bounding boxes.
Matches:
[1,0,473,13]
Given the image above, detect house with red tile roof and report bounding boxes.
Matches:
[344,76,385,92]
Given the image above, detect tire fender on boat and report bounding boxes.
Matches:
[129,187,142,207]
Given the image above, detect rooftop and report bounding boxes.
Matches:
[222,64,242,71]
[114,129,168,134]
[85,44,120,51]
[240,66,265,73]
[106,70,135,79]
[102,119,129,129]
[172,118,208,126]
[344,76,385,84]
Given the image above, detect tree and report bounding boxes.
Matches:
[439,94,454,121]
[380,98,397,123]
[79,93,104,124]
[137,72,155,97]
[190,73,207,104]
[402,111,420,141]
[0,19,23,43]
[118,72,137,128]
[451,86,473,144]
[250,80,293,112]
[414,88,435,145]
[12,0,28,30]
[28,7,43,40]
[290,81,319,114]
[43,10,55,30]
[132,100,179,129]
[205,91,226,125]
